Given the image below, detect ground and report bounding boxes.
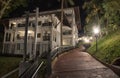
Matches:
[51,48,119,78]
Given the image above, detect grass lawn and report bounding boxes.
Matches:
[88,30,120,64]
[0,56,22,77]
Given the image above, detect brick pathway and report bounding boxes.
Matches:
[51,48,119,78]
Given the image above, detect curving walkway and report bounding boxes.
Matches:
[51,48,119,78]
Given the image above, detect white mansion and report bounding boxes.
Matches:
[3,7,80,55]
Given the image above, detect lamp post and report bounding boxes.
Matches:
[23,11,29,61]
[93,27,100,52]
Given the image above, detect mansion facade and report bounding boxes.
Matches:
[2,7,80,55]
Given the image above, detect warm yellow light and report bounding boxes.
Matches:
[84,38,90,43]
[18,30,34,36]
[18,31,24,36]
[28,30,33,34]
[93,27,100,34]
[90,37,93,40]
[12,22,16,24]
[63,40,66,45]
[78,38,82,40]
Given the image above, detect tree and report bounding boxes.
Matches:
[83,0,120,35]
[0,0,27,19]
[83,0,103,34]
[103,0,120,30]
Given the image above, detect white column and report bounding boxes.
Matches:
[2,30,6,53]
[33,7,39,59]
[72,9,74,46]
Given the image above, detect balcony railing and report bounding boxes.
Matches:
[3,41,51,56]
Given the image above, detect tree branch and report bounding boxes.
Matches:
[0,0,12,19]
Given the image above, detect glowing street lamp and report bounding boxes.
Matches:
[93,27,100,52]
[93,27,100,35]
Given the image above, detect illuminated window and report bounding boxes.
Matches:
[16,34,24,40]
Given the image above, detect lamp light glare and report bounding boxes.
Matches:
[93,27,100,34]
[84,38,90,43]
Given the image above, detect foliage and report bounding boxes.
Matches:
[0,0,27,19]
[88,30,120,64]
[103,0,120,27]
[83,0,120,35]
[0,56,22,77]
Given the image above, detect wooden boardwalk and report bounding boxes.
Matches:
[51,48,119,78]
